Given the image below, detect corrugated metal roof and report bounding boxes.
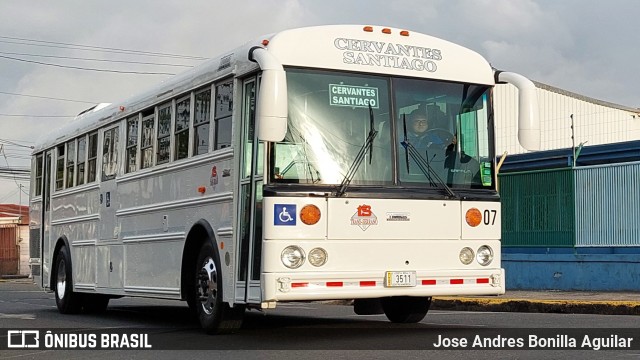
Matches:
[532,81,640,114]
[499,140,640,172]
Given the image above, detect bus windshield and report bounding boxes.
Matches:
[269,68,494,190]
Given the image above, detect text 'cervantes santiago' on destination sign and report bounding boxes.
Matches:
[329,84,379,109]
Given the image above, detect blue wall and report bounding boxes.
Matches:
[502,247,640,291]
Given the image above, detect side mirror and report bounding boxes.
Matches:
[256,69,288,142]
[496,71,540,151]
[250,47,288,142]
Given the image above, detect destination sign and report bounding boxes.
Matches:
[329,84,379,108]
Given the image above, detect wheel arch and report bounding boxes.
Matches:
[50,236,71,290]
[180,219,218,301]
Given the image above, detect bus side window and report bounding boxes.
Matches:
[157,102,172,164]
[174,96,190,160]
[140,113,155,169]
[193,88,211,155]
[126,115,139,173]
[214,81,233,150]
[87,132,98,182]
[77,136,87,185]
[55,144,65,190]
[102,126,119,181]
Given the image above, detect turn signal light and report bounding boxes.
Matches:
[300,204,321,225]
[465,208,482,227]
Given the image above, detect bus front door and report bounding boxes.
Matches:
[235,76,263,305]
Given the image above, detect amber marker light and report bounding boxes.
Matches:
[400,30,410,37]
[382,28,392,34]
[465,208,482,227]
[300,204,321,225]
[261,39,270,46]
[197,186,206,194]
[363,26,374,32]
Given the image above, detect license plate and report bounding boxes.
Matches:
[385,271,417,287]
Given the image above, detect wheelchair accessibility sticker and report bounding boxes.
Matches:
[274,204,297,226]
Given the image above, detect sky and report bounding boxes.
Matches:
[0,0,638,204]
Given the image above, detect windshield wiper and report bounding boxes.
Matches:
[335,105,378,197]
[400,114,456,198]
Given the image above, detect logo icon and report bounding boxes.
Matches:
[274,204,297,226]
[351,204,378,231]
[7,330,39,348]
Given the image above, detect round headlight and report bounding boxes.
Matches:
[308,247,328,267]
[281,246,305,269]
[476,245,493,266]
[459,247,475,265]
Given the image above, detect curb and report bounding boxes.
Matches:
[432,297,640,316]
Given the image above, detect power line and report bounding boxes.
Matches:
[0,36,207,60]
[0,90,97,104]
[0,54,176,75]
[0,113,73,118]
[0,139,35,149]
[0,51,195,68]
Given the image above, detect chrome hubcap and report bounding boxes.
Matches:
[56,259,66,299]
[197,257,217,315]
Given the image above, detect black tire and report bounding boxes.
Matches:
[54,245,83,314]
[382,296,432,323]
[194,241,244,334]
[82,294,110,313]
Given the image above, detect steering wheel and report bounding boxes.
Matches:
[424,128,455,149]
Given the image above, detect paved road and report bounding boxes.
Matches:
[1,280,638,359]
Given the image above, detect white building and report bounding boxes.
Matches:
[494,81,640,156]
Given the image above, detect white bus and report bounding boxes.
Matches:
[29,25,539,334]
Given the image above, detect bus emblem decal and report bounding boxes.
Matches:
[274,204,297,226]
[351,204,378,231]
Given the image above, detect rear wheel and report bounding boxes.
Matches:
[54,245,83,314]
[382,296,431,323]
[194,241,244,334]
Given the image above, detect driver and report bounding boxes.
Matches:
[406,108,454,151]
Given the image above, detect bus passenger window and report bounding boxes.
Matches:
[34,154,43,196]
[126,116,139,173]
[193,88,211,155]
[102,126,119,181]
[87,132,98,182]
[174,96,190,160]
[55,145,65,190]
[141,114,154,169]
[157,103,172,164]
[214,81,233,149]
[66,140,76,188]
[77,136,86,185]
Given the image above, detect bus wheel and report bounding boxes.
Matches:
[194,241,244,334]
[82,294,110,313]
[54,245,82,314]
[381,296,431,323]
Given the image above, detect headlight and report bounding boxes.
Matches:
[476,245,493,266]
[459,247,474,265]
[281,246,305,269]
[308,248,328,267]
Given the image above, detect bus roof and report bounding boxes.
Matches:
[33,25,494,153]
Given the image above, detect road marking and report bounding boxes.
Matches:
[0,313,36,320]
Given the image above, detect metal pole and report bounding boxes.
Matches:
[570,114,576,168]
